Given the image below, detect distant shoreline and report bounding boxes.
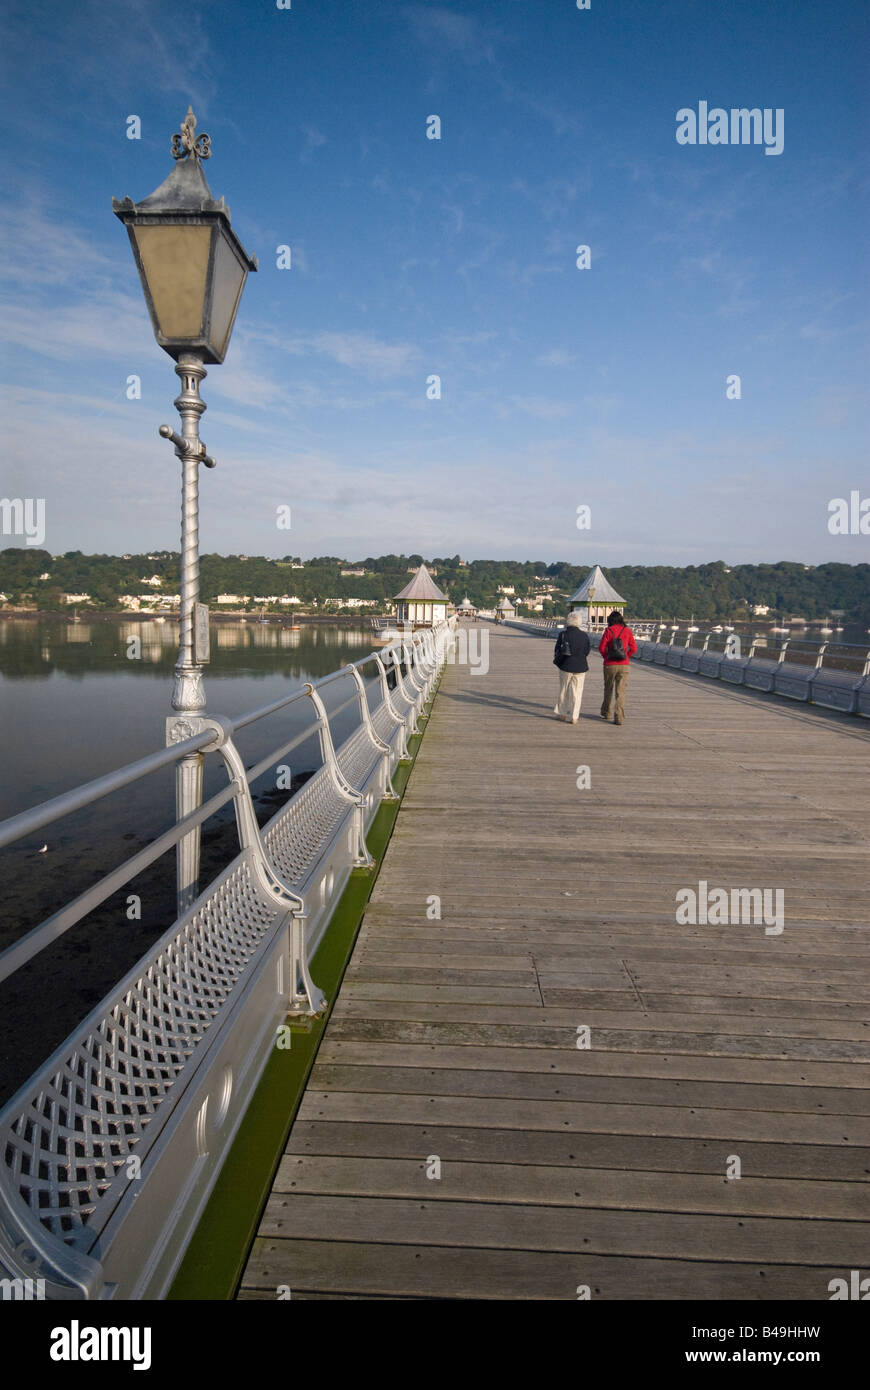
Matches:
[0,609,380,625]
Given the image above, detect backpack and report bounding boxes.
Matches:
[606,626,627,662]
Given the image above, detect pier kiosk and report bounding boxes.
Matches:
[568,564,627,637]
[394,564,450,629]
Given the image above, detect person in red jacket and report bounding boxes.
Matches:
[599,610,637,725]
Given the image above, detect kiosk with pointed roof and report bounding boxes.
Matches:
[393,563,449,628]
[568,564,627,634]
[496,595,517,619]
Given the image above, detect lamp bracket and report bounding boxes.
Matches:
[158,425,217,468]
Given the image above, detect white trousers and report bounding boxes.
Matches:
[555,670,586,721]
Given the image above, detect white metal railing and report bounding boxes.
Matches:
[509,617,870,715]
[0,617,455,1300]
[503,616,560,636]
[504,616,660,639]
[635,629,870,716]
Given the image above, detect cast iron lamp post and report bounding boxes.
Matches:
[114,107,257,911]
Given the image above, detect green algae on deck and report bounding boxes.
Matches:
[168,717,430,1301]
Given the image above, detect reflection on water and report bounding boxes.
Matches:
[0,615,372,682]
[0,617,380,819]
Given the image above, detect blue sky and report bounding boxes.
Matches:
[0,0,867,564]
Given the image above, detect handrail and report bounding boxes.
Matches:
[0,614,457,1302]
[0,630,416,850]
[0,728,214,851]
[0,623,452,984]
[0,773,239,983]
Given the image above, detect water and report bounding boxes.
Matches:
[0,616,382,1102]
[0,616,378,817]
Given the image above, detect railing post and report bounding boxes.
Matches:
[396,643,424,726]
[346,663,398,799]
[373,651,410,758]
[305,684,374,868]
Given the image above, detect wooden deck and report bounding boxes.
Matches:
[238,624,870,1300]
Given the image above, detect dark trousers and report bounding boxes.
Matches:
[602,665,629,722]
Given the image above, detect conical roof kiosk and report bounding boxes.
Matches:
[568,564,627,634]
[393,564,450,628]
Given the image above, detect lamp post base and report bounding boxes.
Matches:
[167,713,208,914]
[171,667,206,714]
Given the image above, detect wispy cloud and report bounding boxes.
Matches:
[509,396,574,422]
[310,331,420,376]
[538,349,576,368]
[510,176,593,223]
[0,204,117,289]
[1,290,154,361]
[300,125,328,164]
[682,248,758,318]
[405,5,499,65]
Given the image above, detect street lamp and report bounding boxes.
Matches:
[114,106,257,911]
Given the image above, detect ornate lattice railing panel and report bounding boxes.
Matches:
[1,854,283,1253]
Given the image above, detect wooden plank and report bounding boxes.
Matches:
[358,920,870,949]
[359,940,870,969]
[297,1090,870,1145]
[286,1120,870,1181]
[306,1062,870,1116]
[271,1154,863,1219]
[315,1038,870,1089]
[240,1239,847,1300]
[330,998,870,1042]
[326,1015,868,1060]
[238,626,870,1299]
[255,1193,870,1264]
[541,990,866,1022]
[348,965,542,986]
[341,982,546,1005]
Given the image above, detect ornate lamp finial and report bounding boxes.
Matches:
[171,105,211,162]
